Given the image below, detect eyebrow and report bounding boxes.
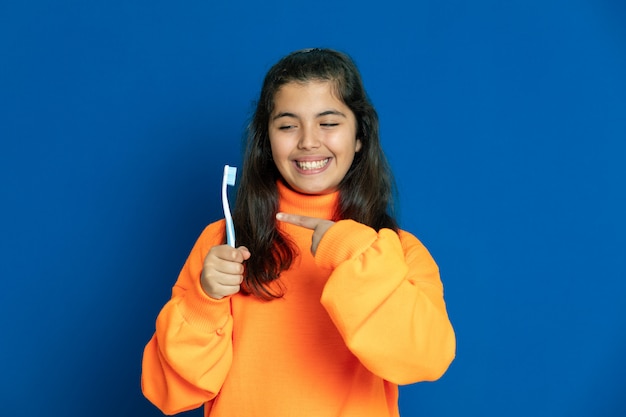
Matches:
[272,109,347,121]
[272,112,297,121]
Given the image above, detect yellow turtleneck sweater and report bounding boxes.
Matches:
[142,181,455,416]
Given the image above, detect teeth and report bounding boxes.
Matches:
[296,158,329,170]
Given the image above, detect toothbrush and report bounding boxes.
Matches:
[222,165,237,247]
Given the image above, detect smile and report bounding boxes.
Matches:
[295,158,330,171]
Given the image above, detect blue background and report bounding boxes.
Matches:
[1,1,625,416]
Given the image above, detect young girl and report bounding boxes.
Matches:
[142,48,455,416]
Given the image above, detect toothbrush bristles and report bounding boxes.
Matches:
[225,165,237,186]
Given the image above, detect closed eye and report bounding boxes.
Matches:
[320,123,339,127]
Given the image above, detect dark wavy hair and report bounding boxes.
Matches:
[233,48,398,300]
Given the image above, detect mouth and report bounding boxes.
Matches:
[295,158,330,171]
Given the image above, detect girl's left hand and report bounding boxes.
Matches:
[276,212,334,256]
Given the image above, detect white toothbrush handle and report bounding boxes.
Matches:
[222,178,235,247]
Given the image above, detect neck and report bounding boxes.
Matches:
[277,180,339,220]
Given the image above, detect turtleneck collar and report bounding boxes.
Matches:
[277,179,339,220]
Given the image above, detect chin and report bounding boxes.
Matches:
[284,177,338,196]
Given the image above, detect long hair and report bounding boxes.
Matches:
[233,48,398,300]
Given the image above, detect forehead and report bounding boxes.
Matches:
[272,81,347,112]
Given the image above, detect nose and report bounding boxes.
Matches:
[297,124,321,150]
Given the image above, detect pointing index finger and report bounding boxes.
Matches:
[276,212,324,230]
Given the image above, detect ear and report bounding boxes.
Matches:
[355,138,363,152]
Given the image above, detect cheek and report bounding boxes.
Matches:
[269,141,290,168]
[268,137,281,158]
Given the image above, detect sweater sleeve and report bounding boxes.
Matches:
[141,222,233,415]
[316,220,456,385]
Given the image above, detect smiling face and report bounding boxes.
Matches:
[269,81,362,195]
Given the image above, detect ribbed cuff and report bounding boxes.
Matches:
[315,220,377,270]
[177,277,232,334]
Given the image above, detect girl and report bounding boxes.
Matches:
[142,48,455,416]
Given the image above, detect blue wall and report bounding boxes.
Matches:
[1,1,625,416]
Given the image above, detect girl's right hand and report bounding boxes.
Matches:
[201,245,251,299]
